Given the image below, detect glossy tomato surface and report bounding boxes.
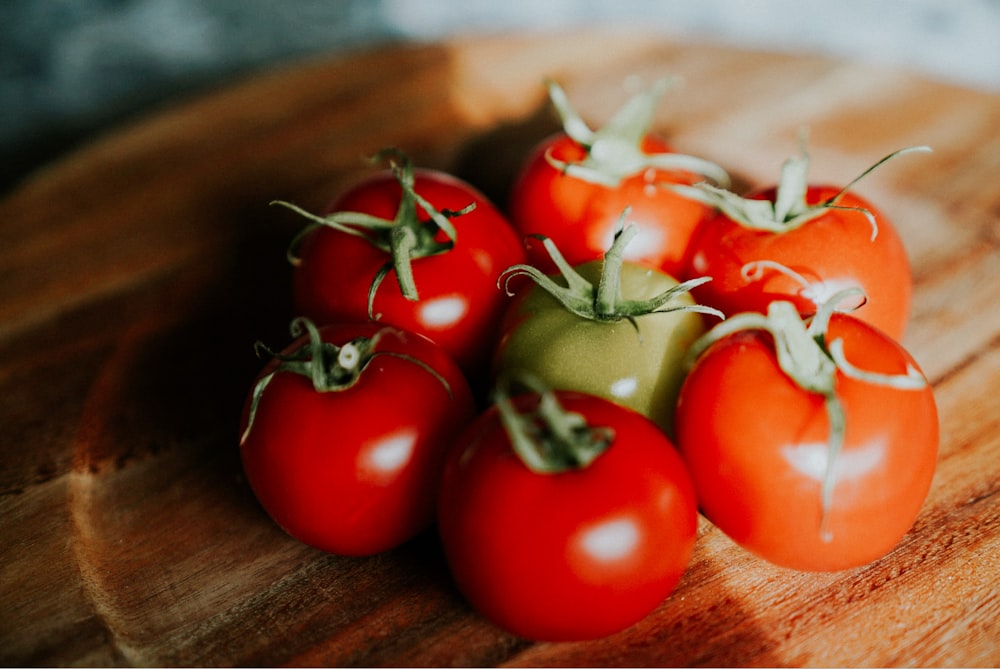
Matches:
[292,168,527,379]
[684,185,912,339]
[675,313,938,571]
[508,133,713,277]
[493,260,708,435]
[239,322,476,557]
[437,391,698,641]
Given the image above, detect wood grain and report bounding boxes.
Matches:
[2,29,999,666]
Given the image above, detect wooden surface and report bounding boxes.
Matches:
[2,30,999,667]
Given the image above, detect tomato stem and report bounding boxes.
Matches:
[499,218,723,324]
[741,259,812,290]
[668,135,931,237]
[240,318,452,446]
[493,373,614,474]
[594,217,636,319]
[819,393,846,542]
[685,290,928,540]
[543,78,730,188]
[388,224,420,304]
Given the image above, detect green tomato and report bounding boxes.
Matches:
[493,259,708,435]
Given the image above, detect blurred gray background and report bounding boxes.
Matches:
[2,0,999,193]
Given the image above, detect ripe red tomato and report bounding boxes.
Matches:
[674,302,938,571]
[437,388,698,641]
[508,79,729,277]
[239,319,476,557]
[284,151,527,380]
[679,146,929,340]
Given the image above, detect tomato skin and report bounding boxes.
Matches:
[492,260,707,435]
[684,185,913,339]
[437,391,698,641]
[508,133,713,276]
[292,168,527,380]
[674,314,938,571]
[239,322,476,557]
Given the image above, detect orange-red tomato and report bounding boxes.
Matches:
[675,312,938,571]
[509,133,714,277]
[684,185,913,340]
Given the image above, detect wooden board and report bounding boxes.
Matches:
[2,29,1000,666]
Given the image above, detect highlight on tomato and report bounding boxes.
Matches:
[675,138,930,340]
[436,374,698,642]
[507,77,730,277]
[239,318,476,557]
[274,148,527,380]
[493,217,722,436]
[674,291,939,571]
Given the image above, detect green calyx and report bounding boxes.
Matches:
[273,148,475,317]
[669,133,931,238]
[499,215,724,327]
[544,77,730,188]
[494,373,615,474]
[686,290,927,540]
[239,317,451,446]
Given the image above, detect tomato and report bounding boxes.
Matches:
[239,318,476,557]
[280,150,527,381]
[493,224,719,435]
[508,79,729,277]
[437,384,698,641]
[674,298,938,571]
[679,145,930,340]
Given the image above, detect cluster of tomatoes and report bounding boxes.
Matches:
[238,78,940,642]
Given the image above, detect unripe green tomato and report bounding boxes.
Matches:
[493,260,707,435]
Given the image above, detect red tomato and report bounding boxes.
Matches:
[674,304,938,571]
[680,146,929,340]
[437,388,698,641]
[285,152,527,381]
[239,319,476,557]
[508,79,728,277]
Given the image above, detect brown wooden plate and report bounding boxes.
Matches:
[2,30,999,666]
